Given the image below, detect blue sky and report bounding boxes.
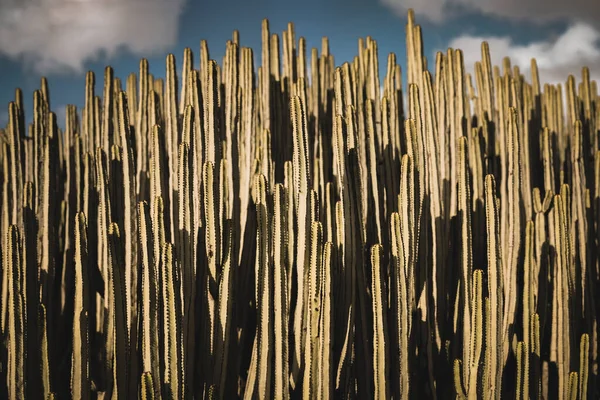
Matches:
[0,0,598,128]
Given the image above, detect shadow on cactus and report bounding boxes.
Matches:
[0,9,598,400]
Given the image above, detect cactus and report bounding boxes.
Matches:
[317,242,333,400]
[272,184,290,400]
[579,333,590,400]
[530,312,542,400]
[214,218,235,399]
[453,269,484,400]
[138,201,161,398]
[108,222,129,398]
[371,244,389,400]
[303,220,323,400]
[485,175,504,399]
[7,225,25,399]
[254,173,272,400]
[1,8,600,400]
[515,341,528,400]
[140,372,156,400]
[162,241,183,399]
[71,213,91,400]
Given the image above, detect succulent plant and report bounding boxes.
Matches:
[1,8,599,400]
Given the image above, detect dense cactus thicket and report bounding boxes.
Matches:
[1,9,600,399]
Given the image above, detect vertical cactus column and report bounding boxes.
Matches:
[72,213,91,400]
[7,225,25,399]
[0,10,599,400]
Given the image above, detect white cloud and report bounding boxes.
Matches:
[381,0,600,26]
[447,22,600,85]
[0,0,186,74]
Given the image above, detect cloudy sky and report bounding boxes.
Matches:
[0,0,599,127]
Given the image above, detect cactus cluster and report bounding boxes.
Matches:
[1,9,599,399]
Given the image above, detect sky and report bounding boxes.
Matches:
[0,0,599,128]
